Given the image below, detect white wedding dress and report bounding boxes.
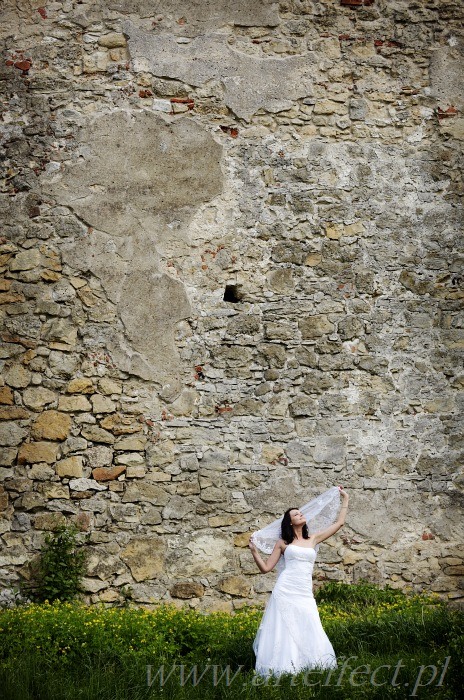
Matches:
[253,544,337,677]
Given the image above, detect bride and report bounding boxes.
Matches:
[249,485,349,677]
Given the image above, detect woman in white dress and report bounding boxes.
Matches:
[249,485,349,677]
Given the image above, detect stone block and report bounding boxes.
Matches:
[38,483,70,499]
[98,33,127,48]
[313,99,343,115]
[0,291,25,304]
[44,110,221,385]
[289,396,318,418]
[109,503,139,522]
[9,249,41,271]
[23,387,56,410]
[0,406,30,420]
[82,51,109,74]
[285,440,313,462]
[146,441,175,467]
[325,224,344,240]
[66,378,94,394]
[0,422,28,446]
[91,395,116,413]
[97,378,122,395]
[232,399,263,416]
[217,576,251,597]
[126,465,146,478]
[0,387,14,405]
[0,448,17,466]
[226,314,261,336]
[3,364,32,388]
[15,491,47,510]
[272,242,307,265]
[18,441,59,465]
[81,577,108,593]
[299,315,335,339]
[295,347,318,368]
[122,481,168,505]
[161,495,192,520]
[114,435,146,451]
[121,536,165,582]
[29,463,55,480]
[313,436,346,464]
[81,426,115,444]
[342,551,365,566]
[69,478,107,492]
[48,352,78,379]
[184,534,229,576]
[74,512,91,532]
[100,413,141,434]
[140,506,162,525]
[201,486,227,503]
[152,98,172,113]
[167,389,198,417]
[92,466,126,481]
[115,452,144,467]
[31,410,72,441]
[34,513,67,530]
[4,477,32,493]
[86,445,114,469]
[0,491,9,512]
[301,371,334,395]
[338,316,364,341]
[257,344,286,368]
[58,395,92,412]
[55,456,84,478]
[439,118,464,141]
[267,269,294,293]
[179,454,199,471]
[208,514,241,527]
[349,98,368,121]
[305,253,322,266]
[175,479,199,495]
[429,38,464,111]
[170,582,205,599]
[42,318,77,347]
[61,436,88,455]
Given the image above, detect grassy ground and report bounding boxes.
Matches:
[0,582,462,700]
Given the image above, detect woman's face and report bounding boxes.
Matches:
[289,509,306,527]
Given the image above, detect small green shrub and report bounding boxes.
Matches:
[24,523,89,603]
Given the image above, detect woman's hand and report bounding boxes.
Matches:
[338,485,349,499]
[248,537,258,553]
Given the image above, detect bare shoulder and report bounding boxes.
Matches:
[274,538,286,551]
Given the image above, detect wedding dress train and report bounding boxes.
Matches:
[253,544,337,677]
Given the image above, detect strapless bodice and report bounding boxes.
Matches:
[275,543,316,598]
[284,544,317,562]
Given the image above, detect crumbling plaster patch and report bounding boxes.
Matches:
[124,23,316,121]
[42,110,223,386]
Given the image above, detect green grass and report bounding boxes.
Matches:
[0,582,462,700]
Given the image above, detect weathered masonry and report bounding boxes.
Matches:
[0,0,463,609]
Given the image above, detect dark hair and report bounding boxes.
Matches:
[281,508,309,544]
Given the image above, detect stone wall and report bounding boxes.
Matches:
[0,0,463,610]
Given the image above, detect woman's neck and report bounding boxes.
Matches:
[292,526,305,540]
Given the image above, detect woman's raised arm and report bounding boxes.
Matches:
[313,487,349,546]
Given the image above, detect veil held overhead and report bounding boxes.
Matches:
[250,486,341,555]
